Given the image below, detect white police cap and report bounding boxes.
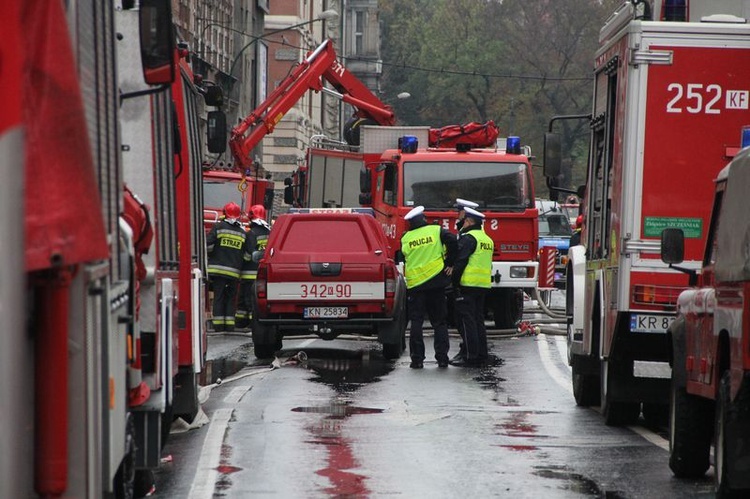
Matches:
[404,205,425,220]
[464,207,485,220]
[455,198,479,209]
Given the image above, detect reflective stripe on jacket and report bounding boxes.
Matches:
[207,220,247,279]
[459,229,493,288]
[401,224,444,289]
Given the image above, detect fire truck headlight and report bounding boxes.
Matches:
[509,266,529,278]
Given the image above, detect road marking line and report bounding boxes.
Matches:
[627,424,669,451]
[297,338,316,349]
[224,385,251,404]
[537,334,572,394]
[555,335,572,371]
[188,408,233,499]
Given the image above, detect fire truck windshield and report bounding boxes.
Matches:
[204,180,244,209]
[403,161,532,212]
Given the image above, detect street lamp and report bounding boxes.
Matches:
[227,9,339,79]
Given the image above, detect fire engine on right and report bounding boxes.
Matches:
[544,0,750,427]
[661,132,750,497]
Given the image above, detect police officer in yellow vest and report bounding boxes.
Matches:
[401,206,457,368]
[451,198,480,363]
[450,206,493,367]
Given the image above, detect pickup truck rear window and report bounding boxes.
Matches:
[281,220,370,252]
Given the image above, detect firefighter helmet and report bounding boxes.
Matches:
[223,202,241,219]
[575,215,584,229]
[250,204,266,220]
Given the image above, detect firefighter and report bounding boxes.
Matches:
[206,202,248,332]
[450,207,493,367]
[401,206,457,368]
[235,204,271,329]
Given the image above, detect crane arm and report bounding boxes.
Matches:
[228,38,395,172]
[229,40,336,170]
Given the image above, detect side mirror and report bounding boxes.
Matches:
[543,132,562,178]
[359,167,371,193]
[203,85,224,107]
[283,185,294,205]
[359,192,372,206]
[207,111,227,153]
[577,185,586,199]
[661,228,685,264]
[283,177,292,186]
[139,0,175,85]
[252,250,265,263]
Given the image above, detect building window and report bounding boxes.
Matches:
[353,10,365,55]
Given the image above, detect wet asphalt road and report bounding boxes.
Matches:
[153,297,716,498]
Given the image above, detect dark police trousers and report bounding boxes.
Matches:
[408,287,450,363]
[454,287,488,361]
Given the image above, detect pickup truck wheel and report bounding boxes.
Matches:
[381,310,406,360]
[668,379,711,478]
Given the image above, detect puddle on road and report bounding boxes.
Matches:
[289,348,395,392]
[533,467,605,496]
[201,358,248,385]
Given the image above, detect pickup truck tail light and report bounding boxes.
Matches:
[385,265,396,297]
[256,266,267,298]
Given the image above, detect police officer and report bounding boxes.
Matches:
[451,198,480,362]
[206,202,248,332]
[455,198,479,232]
[236,205,271,329]
[450,207,493,367]
[401,206,457,368]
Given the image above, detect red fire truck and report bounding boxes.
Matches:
[0,1,190,497]
[662,137,750,497]
[546,0,750,425]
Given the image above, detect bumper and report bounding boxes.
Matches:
[490,261,538,288]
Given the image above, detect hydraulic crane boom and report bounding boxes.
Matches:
[228,39,395,170]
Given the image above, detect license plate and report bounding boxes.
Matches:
[630,314,674,333]
[303,307,348,319]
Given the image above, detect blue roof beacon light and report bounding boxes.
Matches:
[400,135,419,154]
[506,136,521,155]
[741,126,750,149]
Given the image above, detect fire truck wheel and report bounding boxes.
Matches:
[114,416,136,499]
[380,306,406,360]
[668,380,711,478]
[133,469,155,498]
[600,359,640,426]
[714,371,744,497]
[571,360,600,407]
[643,402,669,427]
[492,288,522,329]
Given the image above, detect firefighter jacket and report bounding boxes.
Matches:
[240,218,271,280]
[206,219,248,279]
[400,221,456,290]
[453,225,493,289]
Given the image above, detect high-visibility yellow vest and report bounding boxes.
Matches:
[460,229,493,288]
[401,225,444,289]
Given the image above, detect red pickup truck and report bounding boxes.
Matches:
[251,208,407,359]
